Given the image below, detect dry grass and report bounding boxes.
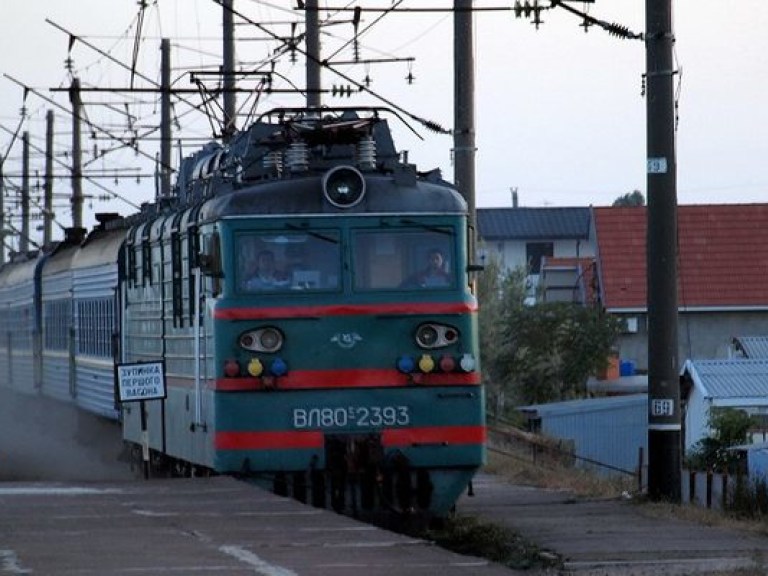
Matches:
[639,499,768,536]
[484,442,637,499]
[485,439,768,533]
[483,442,768,575]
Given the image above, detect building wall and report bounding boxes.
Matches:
[481,238,595,273]
[614,310,768,373]
[684,386,711,453]
[529,394,647,476]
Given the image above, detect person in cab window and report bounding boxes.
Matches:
[404,248,451,288]
[244,250,289,290]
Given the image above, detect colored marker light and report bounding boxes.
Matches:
[439,354,456,372]
[247,358,264,377]
[270,357,288,377]
[418,354,435,373]
[224,358,240,377]
[397,355,415,373]
[459,353,476,372]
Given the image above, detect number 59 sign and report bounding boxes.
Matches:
[651,398,675,417]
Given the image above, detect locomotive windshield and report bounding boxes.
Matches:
[236,227,456,293]
[353,229,455,291]
[237,231,341,292]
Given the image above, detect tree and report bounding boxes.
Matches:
[686,408,754,473]
[478,263,622,407]
[496,302,622,404]
[476,254,526,417]
[612,190,645,206]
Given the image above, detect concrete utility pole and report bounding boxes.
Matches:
[21,132,30,254]
[0,158,4,265]
[222,0,237,141]
[645,0,681,502]
[44,110,54,247]
[305,0,321,108]
[69,77,84,231]
[160,38,172,199]
[454,0,477,240]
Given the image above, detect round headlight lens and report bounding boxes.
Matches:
[322,165,366,208]
[240,327,284,353]
[416,325,439,348]
[415,323,460,349]
[259,328,282,352]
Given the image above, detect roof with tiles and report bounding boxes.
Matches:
[477,207,591,241]
[593,204,768,310]
[683,359,768,403]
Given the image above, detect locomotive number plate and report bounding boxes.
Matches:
[292,405,410,429]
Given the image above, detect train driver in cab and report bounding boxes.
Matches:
[403,248,452,288]
[243,249,289,290]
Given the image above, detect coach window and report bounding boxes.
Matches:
[43,300,69,351]
[237,230,340,292]
[142,238,152,285]
[352,229,455,291]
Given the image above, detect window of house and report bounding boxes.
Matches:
[526,242,554,274]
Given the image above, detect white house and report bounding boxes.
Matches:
[680,359,768,453]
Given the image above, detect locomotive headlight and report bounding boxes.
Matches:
[415,323,460,349]
[239,327,284,353]
[259,328,282,351]
[322,165,366,208]
[415,325,439,348]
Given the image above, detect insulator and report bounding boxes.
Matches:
[262,150,283,174]
[285,141,309,173]
[357,136,376,171]
[606,22,637,40]
[422,119,450,135]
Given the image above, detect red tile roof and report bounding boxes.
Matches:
[593,204,768,310]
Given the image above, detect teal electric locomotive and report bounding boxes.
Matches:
[0,107,485,516]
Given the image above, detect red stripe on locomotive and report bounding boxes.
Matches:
[214,301,478,320]
[215,425,486,450]
[213,368,481,390]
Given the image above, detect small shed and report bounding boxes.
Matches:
[747,444,768,479]
[518,394,647,476]
[732,336,768,359]
[681,359,768,453]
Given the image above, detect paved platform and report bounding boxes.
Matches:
[458,473,768,575]
[0,476,517,575]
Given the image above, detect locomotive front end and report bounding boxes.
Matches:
[209,207,484,515]
[123,108,486,517]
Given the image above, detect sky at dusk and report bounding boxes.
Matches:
[1,0,766,245]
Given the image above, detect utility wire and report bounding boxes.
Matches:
[4,74,167,179]
[323,0,406,63]
[47,19,212,126]
[1,89,28,165]
[0,122,141,210]
[549,0,643,40]
[212,0,449,136]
